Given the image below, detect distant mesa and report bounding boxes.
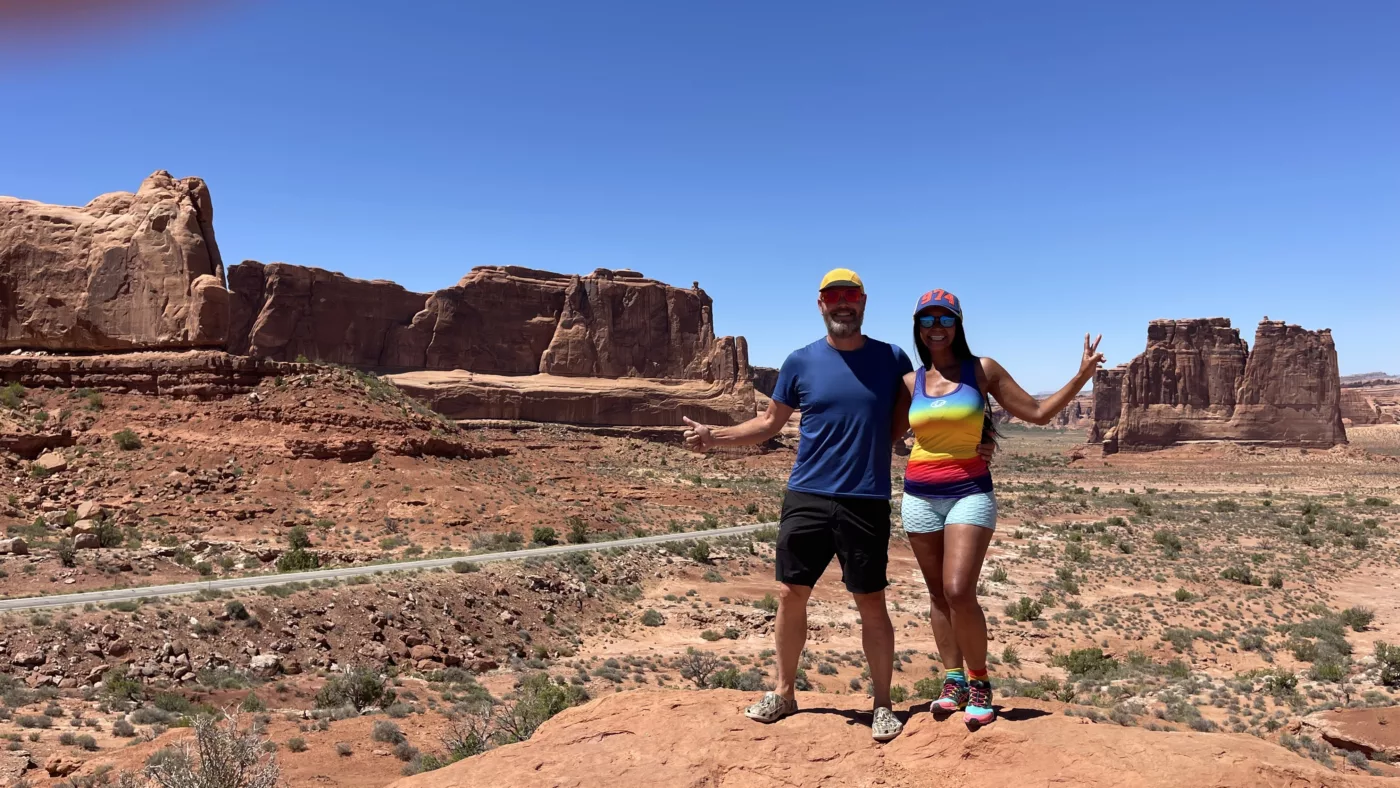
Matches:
[1090,317,1348,453]
[0,173,754,429]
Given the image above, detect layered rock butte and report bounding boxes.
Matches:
[0,171,228,351]
[2,174,755,427]
[1091,317,1347,452]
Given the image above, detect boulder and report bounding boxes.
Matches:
[73,533,100,549]
[0,751,33,783]
[0,171,229,351]
[44,753,81,777]
[0,537,28,555]
[34,451,67,473]
[75,501,104,520]
[11,651,44,667]
[71,519,99,535]
[249,653,282,677]
[1090,318,1345,450]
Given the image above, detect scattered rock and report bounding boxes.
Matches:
[34,452,67,473]
[0,537,28,555]
[73,533,100,550]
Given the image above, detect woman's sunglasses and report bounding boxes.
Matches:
[917,315,958,328]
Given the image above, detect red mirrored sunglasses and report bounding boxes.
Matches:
[819,287,864,304]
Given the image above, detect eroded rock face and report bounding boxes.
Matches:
[227,261,428,366]
[227,263,752,388]
[1340,389,1382,425]
[0,171,229,350]
[753,367,779,397]
[1091,318,1345,450]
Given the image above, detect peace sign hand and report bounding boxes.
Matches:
[1080,333,1105,378]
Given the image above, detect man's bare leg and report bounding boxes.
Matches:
[854,590,894,709]
[774,582,812,699]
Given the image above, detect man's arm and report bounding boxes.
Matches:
[683,398,795,452]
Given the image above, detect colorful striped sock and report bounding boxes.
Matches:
[945,668,967,684]
[968,668,990,682]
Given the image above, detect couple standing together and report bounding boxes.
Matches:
[683,268,1104,742]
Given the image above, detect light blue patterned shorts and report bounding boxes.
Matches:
[900,492,998,533]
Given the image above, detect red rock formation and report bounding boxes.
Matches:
[385,690,1372,788]
[753,366,779,397]
[1341,389,1383,425]
[0,171,229,351]
[227,261,427,367]
[384,370,754,427]
[227,262,752,387]
[0,351,301,399]
[1091,318,1346,451]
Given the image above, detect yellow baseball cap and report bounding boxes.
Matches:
[819,268,864,291]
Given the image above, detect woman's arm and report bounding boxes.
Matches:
[982,334,1104,426]
[891,371,916,443]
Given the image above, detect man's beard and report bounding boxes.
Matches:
[824,311,863,338]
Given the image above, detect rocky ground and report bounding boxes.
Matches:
[0,366,784,598]
[4,366,1400,786]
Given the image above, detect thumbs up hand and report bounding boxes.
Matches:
[682,416,713,453]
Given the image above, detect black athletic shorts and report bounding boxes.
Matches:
[775,489,891,594]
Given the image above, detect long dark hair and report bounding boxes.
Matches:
[912,316,1000,446]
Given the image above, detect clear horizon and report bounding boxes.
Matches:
[2,2,1395,388]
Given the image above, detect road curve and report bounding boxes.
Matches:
[0,523,772,613]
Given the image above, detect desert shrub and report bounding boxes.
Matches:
[1002,645,1022,667]
[566,517,588,544]
[913,678,941,699]
[531,527,558,546]
[112,429,142,451]
[16,714,53,729]
[276,547,318,573]
[372,720,406,744]
[1213,499,1239,513]
[1263,670,1298,696]
[240,693,266,713]
[641,609,664,627]
[700,630,722,642]
[56,539,77,568]
[112,718,136,738]
[1174,588,1194,603]
[709,667,768,692]
[1052,648,1119,681]
[226,601,250,621]
[315,666,394,711]
[688,541,711,564]
[1375,642,1400,688]
[1220,565,1260,586]
[1153,530,1182,557]
[286,737,307,753]
[494,674,589,744]
[451,561,479,573]
[1341,606,1375,632]
[889,685,908,704]
[1310,659,1347,683]
[336,742,352,757]
[702,569,725,582]
[1004,597,1042,622]
[75,734,98,751]
[677,649,723,687]
[754,594,779,613]
[1268,572,1284,589]
[989,565,1008,583]
[0,382,25,409]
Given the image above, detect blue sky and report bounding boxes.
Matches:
[3,1,1396,390]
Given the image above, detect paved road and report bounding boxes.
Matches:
[0,522,772,613]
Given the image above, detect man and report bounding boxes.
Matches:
[682,268,926,742]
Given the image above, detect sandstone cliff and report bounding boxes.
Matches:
[228,263,750,386]
[1342,389,1384,425]
[753,366,779,397]
[1092,318,1346,451]
[0,172,229,351]
[227,261,428,367]
[385,690,1383,788]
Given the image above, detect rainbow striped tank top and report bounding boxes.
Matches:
[904,359,993,498]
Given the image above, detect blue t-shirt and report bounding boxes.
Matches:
[772,337,914,499]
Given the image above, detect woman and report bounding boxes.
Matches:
[899,288,1103,728]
